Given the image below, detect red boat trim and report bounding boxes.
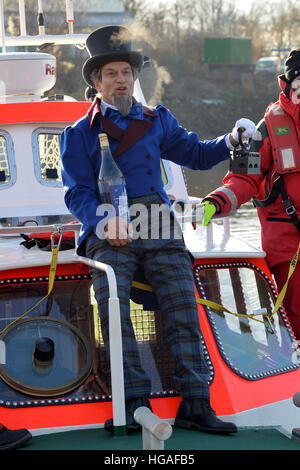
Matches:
[0,101,90,125]
[0,396,182,431]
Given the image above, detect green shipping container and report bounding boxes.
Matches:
[204,37,252,64]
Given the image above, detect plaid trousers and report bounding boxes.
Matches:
[85,193,210,400]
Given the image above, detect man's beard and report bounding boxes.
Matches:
[112,92,132,116]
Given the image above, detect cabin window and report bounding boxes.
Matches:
[32,128,62,187]
[0,131,16,189]
[194,262,299,380]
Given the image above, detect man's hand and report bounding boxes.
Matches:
[104,216,132,246]
[230,118,256,147]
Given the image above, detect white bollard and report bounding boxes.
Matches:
[134,406,172,450]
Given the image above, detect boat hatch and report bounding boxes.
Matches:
[194,260,298,380]
[0,272,213,407]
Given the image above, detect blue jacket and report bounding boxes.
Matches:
[60,98,230,254]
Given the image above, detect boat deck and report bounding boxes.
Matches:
[18,426,300,451]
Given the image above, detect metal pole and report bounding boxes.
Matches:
[37,0,45,36]
[18,0,27,36]
[0,0,6,52]
[77,256,127,435]
[65,0,74,35]
[134,407,172,450]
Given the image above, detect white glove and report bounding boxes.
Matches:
[232,118,256,143]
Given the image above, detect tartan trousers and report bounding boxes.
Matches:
[84,194,210,400]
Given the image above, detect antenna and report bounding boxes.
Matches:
[37,0,45,35]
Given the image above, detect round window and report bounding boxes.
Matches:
[0,317,92,397]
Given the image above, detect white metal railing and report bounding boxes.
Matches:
[78,255,127,435]
[174,201,231,251]
[0,0,87,50]
[0,223,81,235]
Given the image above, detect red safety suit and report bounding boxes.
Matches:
[204,74,300,339]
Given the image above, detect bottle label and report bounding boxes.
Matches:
[99,133,109,148]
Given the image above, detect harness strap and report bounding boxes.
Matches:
[279,177,300,234]
[253,176,282,208]
[254,174,300,234]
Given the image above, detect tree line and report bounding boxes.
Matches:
[3,0,300,101]
[123,0,300,68]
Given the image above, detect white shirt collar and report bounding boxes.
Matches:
[100,99,118,115]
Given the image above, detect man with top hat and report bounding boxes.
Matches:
[60,25,255,434]
[202,49,300,341]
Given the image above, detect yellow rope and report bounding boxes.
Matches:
[132,241,300,326]
[0,240,60,336]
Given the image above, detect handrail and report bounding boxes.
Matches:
[1,34,87,47]
[78,255,126,435]
[175,208,231,251]
[0,0,87,48]
[0,223,81,235]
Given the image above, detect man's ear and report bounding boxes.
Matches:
[94,79,102,94]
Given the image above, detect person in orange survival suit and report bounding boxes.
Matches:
[202,49,300,340]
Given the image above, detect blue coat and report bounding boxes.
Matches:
[60,98,230,253]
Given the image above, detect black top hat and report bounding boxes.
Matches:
[82,25,144,87]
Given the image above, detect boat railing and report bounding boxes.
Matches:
[0,0,87,51]
[174,202,231,250]
[78,254,127,436]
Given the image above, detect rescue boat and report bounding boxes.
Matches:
[1,0,300,452]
